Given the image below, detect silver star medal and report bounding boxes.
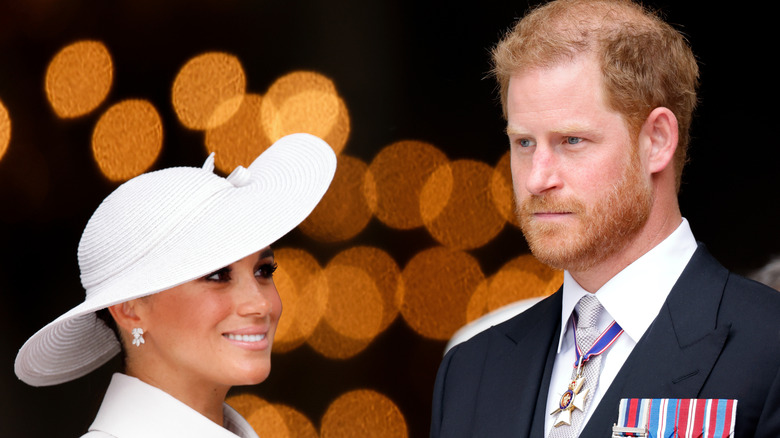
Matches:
[550,376,590,427]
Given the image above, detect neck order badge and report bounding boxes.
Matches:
[551,317,624,427]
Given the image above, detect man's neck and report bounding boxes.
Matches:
[569,210,683,292]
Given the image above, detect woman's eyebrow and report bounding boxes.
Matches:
[260,248,275,260]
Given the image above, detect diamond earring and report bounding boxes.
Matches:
[131,328,145,347]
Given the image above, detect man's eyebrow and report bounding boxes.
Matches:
[505,125,527,136]
[553,123,592,134]
[505,123,593,136]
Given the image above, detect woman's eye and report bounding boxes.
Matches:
[205,267,231,282]
[565,137,583,145]
[256,262,278,279]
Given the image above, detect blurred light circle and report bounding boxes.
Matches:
[91,99,163,182]
[490,150,521,227]
[400,247,484,340]
[322,265,383,339]
[172,52,246,130]
[307,262,384,359]
[204,94,273,174]
[272,248,328,353]
[299,155,373,242]
[421,159,505,250]
[306,320,374,360]
[274,404,318,438]
[468,254,562,321]
[0,100,10,162]
[328,246,402,332]
[226,394,288,438]
[261,71,349,154]
[370,140,449,230]
[466,278,491,324]
[321,390,408,438]
[246,404,289,438]
[486,254,562,313]
[45,40,113,118]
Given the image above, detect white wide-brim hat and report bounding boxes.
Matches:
[15,133,337,386]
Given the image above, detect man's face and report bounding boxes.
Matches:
[506,55,653,272]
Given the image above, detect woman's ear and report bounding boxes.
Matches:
[107,300,142,334]
[640,106,679,175]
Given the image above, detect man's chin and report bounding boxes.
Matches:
[523,229,600,272]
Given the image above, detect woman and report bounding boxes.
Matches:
[14,133,336,437]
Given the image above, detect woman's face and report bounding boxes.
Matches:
[129,248,281,392]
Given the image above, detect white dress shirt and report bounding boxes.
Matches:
[82,373,259,438]
[544,218,698,435]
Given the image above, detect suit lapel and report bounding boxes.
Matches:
[581,245,732,437]
[474,290,562,438]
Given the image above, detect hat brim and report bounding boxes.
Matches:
[15,133,337,386]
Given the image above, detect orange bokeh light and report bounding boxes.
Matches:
[307,261,384,359]
[306,321,375,360]
[45,40,113,118]
[299,155,373,242]
[321,390,408,438]
[91,99,163,182]
[172,52,246,130]
[322,265,383,339]
[226,394,289,438]
[487,254,562,312]
[370,140,449,230]
[490,150,521,228]
[261,71,349,154]
[272,248,329,353]
[273,404,319,438]
[467,254,562,322]
[400,246,485,340]
[204,93,274,174]
[327,246,402,333]
[421,159,506,250]
[0,100,10,162]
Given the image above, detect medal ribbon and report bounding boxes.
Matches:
[615,398,737,437]
[571,314,624,368]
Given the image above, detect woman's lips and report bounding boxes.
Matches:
[222,328,271,350]
[224,333,266,342]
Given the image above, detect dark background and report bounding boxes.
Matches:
[1,1,778,437]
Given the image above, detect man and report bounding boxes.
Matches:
[430,0,780,437]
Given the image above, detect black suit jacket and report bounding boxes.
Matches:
[431,245,780,437]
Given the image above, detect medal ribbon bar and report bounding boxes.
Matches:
[614,398,737,438]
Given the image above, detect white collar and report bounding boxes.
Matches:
[89,373,259,438]
[557,218,698,352]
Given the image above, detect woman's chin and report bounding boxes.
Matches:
[233,365,271,386]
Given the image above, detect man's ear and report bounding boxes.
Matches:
[640,106,679,175]
[107,300,142,334]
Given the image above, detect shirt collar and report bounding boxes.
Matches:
[557,218,697,352]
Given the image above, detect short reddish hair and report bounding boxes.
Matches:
[492,0,698,191]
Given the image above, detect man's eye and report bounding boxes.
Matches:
[256,262,278,279]
[566,137,583,145]
[518,138,535,148]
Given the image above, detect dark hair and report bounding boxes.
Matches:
[95,308,127,370]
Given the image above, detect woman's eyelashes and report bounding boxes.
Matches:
[202,261,277,282]
[204,267,232,282]
[256,262,278,279]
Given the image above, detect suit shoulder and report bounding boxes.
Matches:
[722,272,780,321]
